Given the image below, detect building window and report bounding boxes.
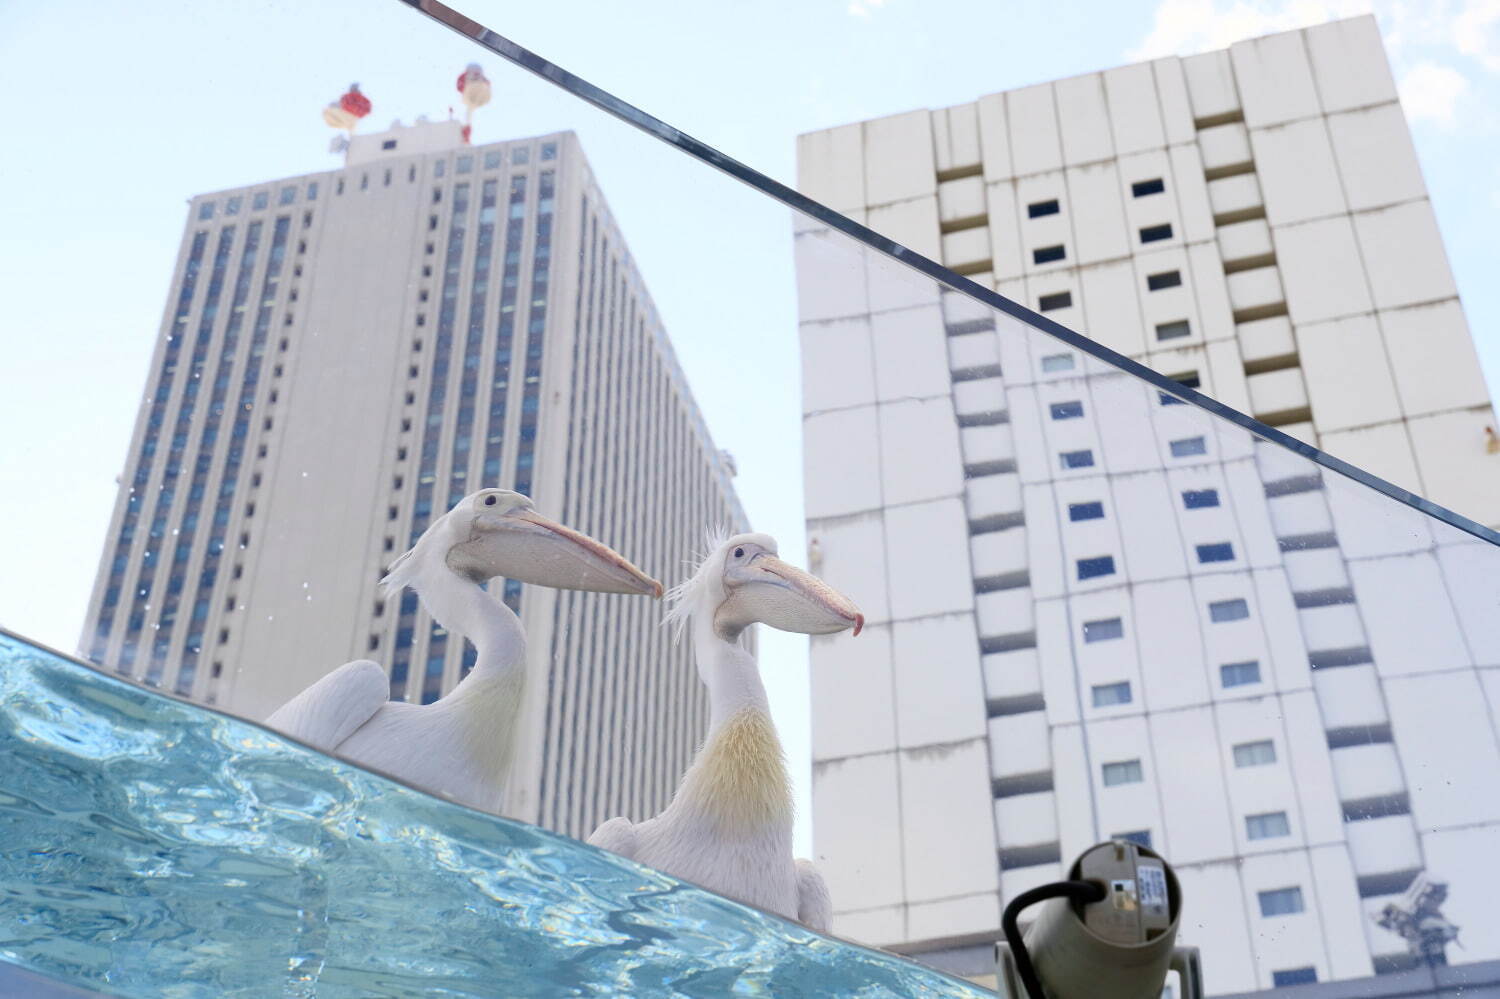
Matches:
[382,139,398,150]
[1060,449,1095,469]
[1160,372,1200,405]
[1132,178,1166,197]
[1041,353,1075,372]
[1272,968,1317,987]
[1140,223,1174,243]
[306,182,318,200]
[435,161,446,177]
[1102,760,1143,786]
[197,202,215,220]
[1077,555,1116,580]
[1155,319,1191,341]
[1068,501,1105,522]
[1221,660,1261,687]
[1209,598,1249,622]
[457,155,473,174]
[1083,617,1124,643]
[1039,290,1073,312]
[1114,830,1152,848]
[541,142,558,160]
[1170,436,1206,458]
[1183,488,1220,509]
[513,146,530,164]
[252,191,268,211]
[1197,542,1235,563]
[484,150,502,169]
[1258,887,1305,917]
[1028,199,1060,218]
[1050,400,1084,420]
[279,186,296,205]
[1092,681,1132,707]
[1147,270,1182,291]
[226,196,242,216]
[1033,244,1066,264]
[1234,740,1277,768]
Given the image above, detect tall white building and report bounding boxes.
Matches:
[81,120,748,839]
[795,16,1500,995]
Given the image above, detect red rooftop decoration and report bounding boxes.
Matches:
[456,64,491,142]
[322,83,372,134]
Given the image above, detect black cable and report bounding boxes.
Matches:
[1002,879,1108,999]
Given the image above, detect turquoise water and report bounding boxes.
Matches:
[0,631,992,998]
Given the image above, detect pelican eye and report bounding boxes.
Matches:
[734,547,744,558]
[484,495,497,506]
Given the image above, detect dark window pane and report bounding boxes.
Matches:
[1170,436,1207,457]
[1033,244,1066,264]
[1139,222,1173,242]
[1183,488,1220,509]
[1132,178,1166,197]
[1221,661,1261,687]
[1077,555,1116,580]
[1147,270,1182,291]
[1209,598,1249,622]
[1068,501,1105,521]
[1050,400,1084,420]
[1155,319,1191,341]
[1028,199,1060,218]
[1197,542,1235,563]
[1083,618,1124,643]
[1038,291,1073,311]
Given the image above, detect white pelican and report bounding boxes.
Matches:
[265,488,661,813]
[587,531,862,932]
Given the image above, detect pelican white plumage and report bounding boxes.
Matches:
[587,531,862,932]
[265,488,661,813]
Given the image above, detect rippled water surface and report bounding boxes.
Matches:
[0,631,993,998]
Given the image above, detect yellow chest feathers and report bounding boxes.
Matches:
[679,709,792,830]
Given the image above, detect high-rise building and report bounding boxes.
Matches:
[794,16,1500,995]
[81,120,747,838]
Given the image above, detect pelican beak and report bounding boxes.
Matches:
[719,554,863,637]
[459,509,662,597]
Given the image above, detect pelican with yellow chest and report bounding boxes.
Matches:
[588,531,863,932]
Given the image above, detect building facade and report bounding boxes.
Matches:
[81,121,747,838]
[795,16,1500,995]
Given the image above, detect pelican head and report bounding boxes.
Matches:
[383,489,662,598]
[669,531,863,642]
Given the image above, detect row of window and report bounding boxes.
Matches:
[191,143,561,225]
[197,183,314,220]
[1024,176,1165,223]
[1056,434,1206,474]
[1065,488,1220,524]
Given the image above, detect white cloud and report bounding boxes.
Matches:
[1399,60,1470,123]
[1126,0,1372,60]
[1454,0,1500,71]
[847,0,887,16]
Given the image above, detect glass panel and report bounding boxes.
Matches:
[8,2,1500,994]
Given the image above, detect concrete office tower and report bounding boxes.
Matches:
[795,16,1500,995]
[81,120,748,838]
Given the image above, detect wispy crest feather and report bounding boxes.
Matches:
[380,515,450,597]
[662,524,732,642]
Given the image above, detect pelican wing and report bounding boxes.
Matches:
[586,816,639,860]
[795,858,831,933]
[264,659,390,752]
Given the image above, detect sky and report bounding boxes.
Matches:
[2,0,1498,855]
